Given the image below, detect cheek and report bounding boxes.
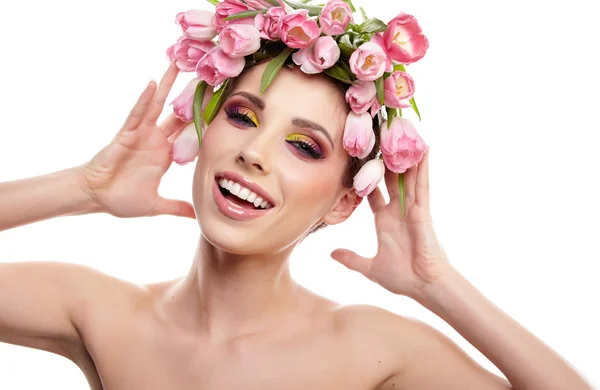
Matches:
[198,119,239,161]
[281,165,340,213]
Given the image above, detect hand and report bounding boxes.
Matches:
[77,61,195,219]
[331,147,452,299]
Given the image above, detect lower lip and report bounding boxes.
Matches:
[212,179,273,221]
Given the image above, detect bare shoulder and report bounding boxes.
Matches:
[333,304,510,390]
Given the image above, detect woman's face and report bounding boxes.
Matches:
[192,62,359,254]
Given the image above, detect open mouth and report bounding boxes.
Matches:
[216,177,274,210]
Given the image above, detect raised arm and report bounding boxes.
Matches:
[331,149,592,389]
[0,62,192,359]
[0,60,192,233]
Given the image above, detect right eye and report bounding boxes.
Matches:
[224,105,259,127]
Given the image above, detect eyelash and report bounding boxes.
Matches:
[286,134,323,159]
[224,104,324,160]
[224,105,258,127]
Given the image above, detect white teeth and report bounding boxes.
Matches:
[217,177,272,209]
[238,187,250,200]
[230,182,241,196]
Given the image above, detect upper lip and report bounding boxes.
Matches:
[215,171,277,207]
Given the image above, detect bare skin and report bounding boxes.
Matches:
[0,62,592,390]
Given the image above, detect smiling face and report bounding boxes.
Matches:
[192,61,362,255]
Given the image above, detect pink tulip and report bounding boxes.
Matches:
[380,117,426,173]
[345,81,377,114]
[384,71,415,109]
[171,86,214,164]
[212,0,253,33]
[369,98,381,118]
[353,158,385,197]
[319,0,353,36]
[170,78,198,122]
[383,12,429,64]
[254,6,286,40]
[343,112,375,159]
[349,41,389,81]
[176,10,217,41]
[219,24,261,58]
[166,36,216,72]
[170,78,215,123]
[278,10,320,49]
[172,123,202,165]
[196,46,245,86]
[291,36,340,74]
[245,0,273,9]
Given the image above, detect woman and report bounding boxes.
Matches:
[0,58,594,388]
[0,1,596,389]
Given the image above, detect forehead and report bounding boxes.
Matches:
[230,62,349,141]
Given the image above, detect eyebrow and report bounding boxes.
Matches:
[291,118,334,149]
[228,91,334,149]
[229,91,265,110]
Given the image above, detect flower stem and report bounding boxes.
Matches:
[398,173,406,218]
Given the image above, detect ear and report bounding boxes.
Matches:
[322,189,363,226]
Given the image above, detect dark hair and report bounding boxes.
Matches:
[221,63,381,235]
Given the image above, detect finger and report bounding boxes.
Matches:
[403,162,419,204]
[150,197,196,219]
[330,249,372,279]
[383,167,400,202]
[120,80,157,132]
[143,61,180,126]
[160,113,188,139]
[415,146,430,210]
[367,186,386,213]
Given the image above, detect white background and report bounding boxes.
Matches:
[1,0,599,388]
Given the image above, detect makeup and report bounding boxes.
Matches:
[285,134,323,159]
[225,104,259,127]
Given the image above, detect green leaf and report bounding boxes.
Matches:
[324,63,355,84]
[203,79,230,125]
[344,0,356,12]
[393,63,407,72]
[386,106,395,129]
[282,0,322,16]
[264,0,279,4]
[409,97,421,121]
[398,108,402,117]
[206,0,220,5]
[338,59,354,79]
[375,77,384,105]
[358,6,367,23]
[223,9,262,21]
[260,46,293,93]
[356,18,387,34]
[338,43,355,58]
[193,81,209,149]
[398,173,406,218]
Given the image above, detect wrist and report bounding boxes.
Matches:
[411,265,466,311]
[68,165,103,216]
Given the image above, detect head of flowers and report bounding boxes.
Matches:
[167,0,429,216]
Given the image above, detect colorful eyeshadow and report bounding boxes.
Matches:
[226,105,259,126]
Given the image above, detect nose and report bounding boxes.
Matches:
[236,147,272,175]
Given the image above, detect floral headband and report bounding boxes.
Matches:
[167,0,428,217]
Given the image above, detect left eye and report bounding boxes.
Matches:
[286,136,323,159]
[224,105,258,127]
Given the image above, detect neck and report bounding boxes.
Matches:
[162,235,304,341]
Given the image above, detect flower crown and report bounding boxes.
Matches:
[167,0,429,217]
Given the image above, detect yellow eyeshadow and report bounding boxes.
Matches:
[286,133,312,142]
[237,106,259,126]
